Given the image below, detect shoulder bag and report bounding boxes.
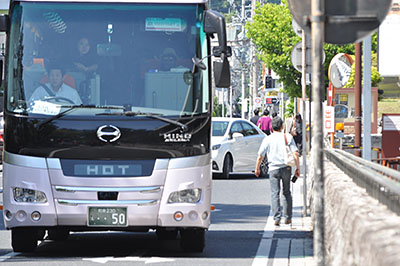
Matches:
[284,133,296,167]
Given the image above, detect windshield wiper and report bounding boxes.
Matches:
[36,105,123,128]
[96,111,188,132]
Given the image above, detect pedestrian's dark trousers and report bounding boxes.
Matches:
[293,134,302,155]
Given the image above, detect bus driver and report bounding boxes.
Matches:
[29,65,83,105]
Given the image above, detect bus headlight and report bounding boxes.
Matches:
[13,187,48,203]
[168,188,202,203]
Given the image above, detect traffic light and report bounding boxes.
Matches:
[265,75,272,88]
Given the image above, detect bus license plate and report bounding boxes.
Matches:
[88,207,127,227]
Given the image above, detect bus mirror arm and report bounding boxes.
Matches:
[193,53,230,88]
[192,45,232,70]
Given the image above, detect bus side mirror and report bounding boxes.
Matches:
[213,55,230,88]
[0,15,9,32]
[204,10,230,57]
[0,59,3,87]
[204,10,231,88]
[0,15,8,88]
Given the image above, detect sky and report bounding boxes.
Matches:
[0,0,8,10]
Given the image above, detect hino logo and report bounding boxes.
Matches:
[164,133,192,143]
[97,125,121,142]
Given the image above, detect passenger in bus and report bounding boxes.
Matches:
[29,65,83,105]
[71,37,98,75]
[160,47,178,71]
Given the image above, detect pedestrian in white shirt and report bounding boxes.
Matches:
[254,116,300,226]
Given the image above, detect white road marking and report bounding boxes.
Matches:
[82,256,175,264]
[0,252,19,262]
[251,210,275,266]
[252,176,306,266]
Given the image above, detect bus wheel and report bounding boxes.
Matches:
[180,228,205,252]
[37,229,46,240]
[47,229,70,241]
[156,228,178,240]
[12,228,38,252]
[222,155,232,179]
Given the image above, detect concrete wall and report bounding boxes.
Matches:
[309,156,400,265]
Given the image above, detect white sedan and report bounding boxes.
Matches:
[211,117,268,179]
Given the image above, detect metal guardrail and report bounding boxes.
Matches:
[324,147,400,215]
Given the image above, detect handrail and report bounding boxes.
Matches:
[324,145,400,215]
[332,148,400,182]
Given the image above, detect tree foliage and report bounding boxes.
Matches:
[213,96,223,117]
[246,1,301,97]
[344,51,383,88]
[245,0,381,98]
[210,0,280,14]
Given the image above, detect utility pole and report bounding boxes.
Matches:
[230,86,233,118]
[301,30,307,216]
[251,0,258,117]
[222,88,225,117]
[362,36,372,161]
[355,42,362,157]
[240,0,246,119]
[311,0,325,264]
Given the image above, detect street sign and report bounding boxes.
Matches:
[324,106,335,133]
[266,97,278,105]
[254,97,262,108]
[291,40,325,73]
[292,18,303,37]
[287,0,392,44]
[327,82,335,106]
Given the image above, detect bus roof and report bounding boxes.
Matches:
[11,0,208,4]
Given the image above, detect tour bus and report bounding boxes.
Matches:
[0,0,231,252]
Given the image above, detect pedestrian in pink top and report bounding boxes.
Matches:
[257,109,272,135]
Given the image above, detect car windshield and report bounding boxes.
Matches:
[6,2,209,117]
[212,121,229,136]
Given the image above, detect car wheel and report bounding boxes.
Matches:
[222,154,233,179]
[12,228,38,252]
[260,157,269,177]
[180,228,205,252]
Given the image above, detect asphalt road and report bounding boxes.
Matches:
[0,174,273,265]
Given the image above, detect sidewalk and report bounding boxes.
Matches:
[256,173,315,266]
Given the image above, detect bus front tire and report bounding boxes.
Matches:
[180,228,205,252]
[11,228,38,252]
[156,228,178,240]
[47,229,70,241]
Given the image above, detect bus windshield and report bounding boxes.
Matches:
[6,2,209,117]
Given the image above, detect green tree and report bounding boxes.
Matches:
[246,1,301,97]
[344,51,383,88]
[210,1,281,20]
[213,96,223,117]
[245,0,381,98]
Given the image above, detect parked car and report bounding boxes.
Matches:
[211,117,268,179]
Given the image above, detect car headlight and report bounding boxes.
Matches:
[168,188,202,203]
[212,144,221,150]
[13,187,47,203]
